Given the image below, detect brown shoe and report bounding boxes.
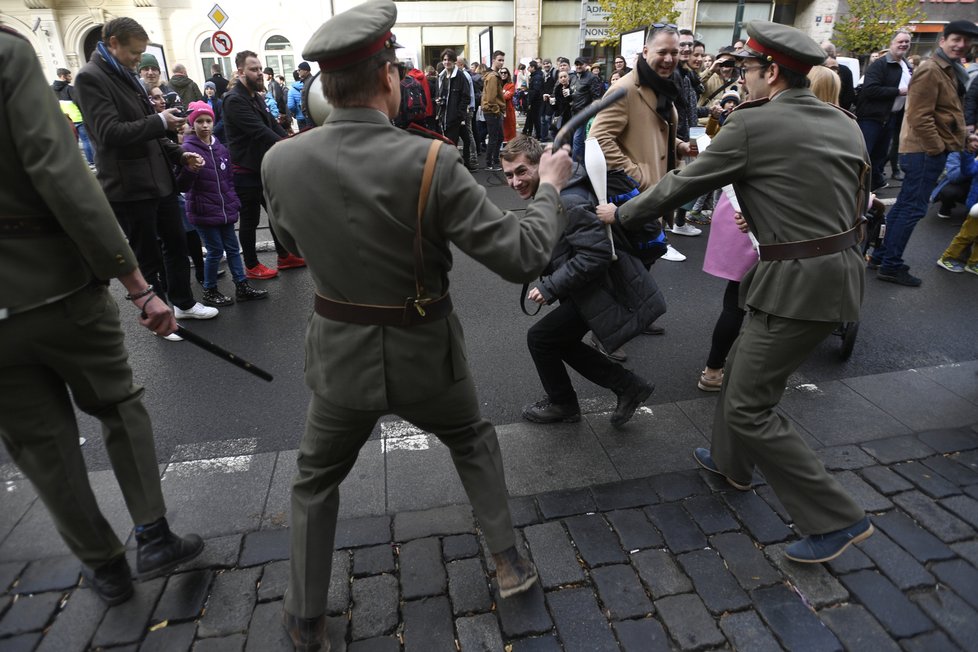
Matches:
[282,608,329,652]
[492,546,539,598]
[697,368,723,392]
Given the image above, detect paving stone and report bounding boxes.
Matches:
[443,534,480,562]
[508,496,541,528]
[968,484,978,500]
[832,471,894,512]
[605,508,663,551]
[547,587,619,652]
[860,436,936,464]
[931,559,978,610]
[682,495,739,535]
[590,564,653,620]
[0,633,41,652]
[613,618,672,652]
[509,635,562,651]
[183,535,242,572]
[402,596,454,652]
[899,630,959,652]
[825,541,875,574]
[752,584,842,652]
[456,612,504,652]
[245,602,347,652]
[336,515,392,549]
[916,428,978,453]
[819,604,900,652]
[763,543,849,608]
[348,637,400,652]
[495,580,552,638]
[872,510,956,562]
[819,445,877,470]
[353,544,396,577]
[564,514,628,567]
[959,449,978,473]
[92,577,166,647]
[856,529,934,590]
[950,540,978,569]
[523,521,585,589]
[859,465,913,495]
[0,591,61,636]
[839,570,933,638]
[709,532,781,590]
[721,491,793,543]
[192,633,246,652]
[393,505,473,542]
[351,574,399,640]
[590,477,656,511]
[257,560,289,602]
[912,587,978,650]
[197,567,261,637]
[893,490,974,542]
[648,471,711,502]
[892,461,961,499]
[645,503,707,553]
[654,593,726,650]
[630,548,692,599]
[14,555,80,594]
[328,549,352,615]
[677,549,750,614]
[239,528,290,567]
[0,561,24,594]
[35,588,105,652]
[754,485,792,523]
[447,558,491,616]
[536,487,596,520]
[140,621,196,652]
[718,610,782,652]
[921,454,978,487]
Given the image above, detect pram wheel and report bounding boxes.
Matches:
[838,321,859,360]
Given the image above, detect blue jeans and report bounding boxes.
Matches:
[572,123,587,162]
[485,113,503,166]
[872,151,947,273]
[197,223,247,287]
[76,123,94,165]
[858,114,899,190]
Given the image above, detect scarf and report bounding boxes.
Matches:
[636,56,679,170]
[934,47,970,98]
[96,41,151,104]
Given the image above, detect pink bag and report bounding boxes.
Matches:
[702,193,758,282]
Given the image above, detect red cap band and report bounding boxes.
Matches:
[318,31,395,72]
[745,37,814,74]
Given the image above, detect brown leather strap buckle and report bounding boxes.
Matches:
[758,220,865,262]
[314,293,453,327]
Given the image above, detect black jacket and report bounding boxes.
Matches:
[569,70,603,114]
[75,51,183,201]
[222,83,287,176]
[436,67,470,128]
[856,55,911,123]
[527,69,544,105]
[964,75,977,129]
[209,73,229,99]
[837,64,856,112]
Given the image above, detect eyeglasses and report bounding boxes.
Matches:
[738,64,767,78]
[651,22,678,30]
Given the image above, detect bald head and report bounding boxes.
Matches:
[173,63,187,75]
[820,40,837,58]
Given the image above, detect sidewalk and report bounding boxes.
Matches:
[1,361,977,651]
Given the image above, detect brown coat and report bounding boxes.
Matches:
[587,69,678,192]
[900,54,968,156]
[481,70,505,115]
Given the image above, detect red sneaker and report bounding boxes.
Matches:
[277,253,307,270]
[246,263,279,280]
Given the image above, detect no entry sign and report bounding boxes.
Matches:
[211,31,233,57]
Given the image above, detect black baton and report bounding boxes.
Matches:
[552,87,628,152]
[176,326,274,382]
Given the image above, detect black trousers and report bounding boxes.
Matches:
[523,100,542,138]
[235,180,288,267]
[706,280,746,370]
[527,300,631,406]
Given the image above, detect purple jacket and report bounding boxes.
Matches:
[178,134,240,226]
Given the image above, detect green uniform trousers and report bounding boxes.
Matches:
[287,374,517,618]
[711,310,865,535]
[0,284,166,567]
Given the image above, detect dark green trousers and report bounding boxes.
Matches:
[712,310,865,535]
[287,374,517,618]
[0,285,166,567]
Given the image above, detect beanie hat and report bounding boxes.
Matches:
[203,81,216,91]
[139,53,160,70]
[720,90,741,105]
[186,100,215,126]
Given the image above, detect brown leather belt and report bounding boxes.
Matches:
[0,215,64,238]
[314,293,453,327]
[758,221,864,262]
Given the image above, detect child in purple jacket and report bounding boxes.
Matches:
[179,102,267,306]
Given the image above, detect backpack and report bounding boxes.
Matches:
[396,76,427,127]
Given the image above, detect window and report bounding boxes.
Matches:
[199,38,232,81]
[263,35,295,77]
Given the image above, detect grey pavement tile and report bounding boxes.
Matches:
[590,477,657,511]
[328,550,352,615]
[859,465,914,495]
[197,567,261,638]
[931,559,978,611]
[494,580,552,638]
[509,635,562,651]
[674,396,719,438]
[185,535,243,571]
[0,561,24,594]
[856,529,935,590]
[442,534,480,562]
[495,421,620,495]
[399,537,446,599]
[839,570,933,639]
[590,564,653,620]
[592,403,710,478]
[922,454,978,487]
[825,541,875,574]
[872,510,956,563]
[754,485,792,523]
[547,587,619,652]
[832,471,894,512]
[892,461,962,498]
[780,380,911,446]
[162,452,276,539]
[239,528,290,566]
[245,601,344,652]
[140,621,196,652]
[899,630,960,652]
[893,491,975,542]
[564,514,628,567]
[393,504,473,542]
[763,543,849,609]
[648,470,712,502]
[348,637,399,652]
[605,508,663,552]
[912,587,978,650]
[950,540,978,569]
[34,588,105,652]
[351,574,399,640]
[336,515,391,549]
[941,495,978,529]
[916,427,978,453]
[654,593,726,650]
[843,369,978,431]
[152,569,212,623]
[353,544,396,577]
[709,532,782,591]
[456,613,504,652]
[916,360,978,406]
[677,548,751,614]
[523,521,585,589]
[258,560,289,602]
[447,557,491,616]
[613,618,672,652]
[0,591,61,636]
[752,584,843,652]
[537,487,596,520]
[14,555,80,594]
[630,549,692,599]
[645,502,707,553]
[261,451,294,530]
[193,634,247,652]
[401,596,455,652]
[721,490,793,543]
[0,633,42,652]
[682,494,740,535]
[0,478,36,548]
[818,444,878,471]
[507,496,542,528]
[719,610,782,652]
[92,577,166,647]
[860,435,937,465]
[818,604,900,652]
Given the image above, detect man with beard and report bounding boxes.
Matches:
[222,49,306,279]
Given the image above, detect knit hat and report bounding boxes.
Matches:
[139,53,160,70]
[186,100,215,126]
[720,90,741,105]
[203,81,216,91]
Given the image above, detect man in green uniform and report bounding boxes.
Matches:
[0,24,203,606]
[598,21,874,564]
[260,1,572,648]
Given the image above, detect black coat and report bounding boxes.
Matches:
[964,74,977,129]
[856,56,910,123]
[837,64,856,113]
[436,68,470,129]
[222,83,287,176]
[569,70,603,114]
[209,73,229,99]
[74,51,183,201]
[527,69,544,105]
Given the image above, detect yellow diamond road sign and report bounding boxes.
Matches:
[208,4,228,30]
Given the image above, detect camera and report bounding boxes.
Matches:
[718,60,736,68]
[163,91,186,117]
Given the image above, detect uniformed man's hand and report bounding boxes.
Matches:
[538,145,573,192]
[181,152,205,172]
[139,295,178,335]
[596,203,617,225]
[162,108,186,131]
[734,212,749,233]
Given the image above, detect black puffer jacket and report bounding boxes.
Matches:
[538,166,667,352]
[856,56,911,123]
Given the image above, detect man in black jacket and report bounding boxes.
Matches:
[569,57,604,161]
[522,60,544,138]
[855,31,912,191]
[539,59,557,141]
[436,49,471,147]
[501,136,659,428]
[223,49,305,279]
[208,63,229,99]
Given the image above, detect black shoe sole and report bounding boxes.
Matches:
[876,273,921,287]
[521,410,581,424]
[236,293,269,301]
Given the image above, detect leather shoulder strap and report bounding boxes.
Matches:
[413,139,442,299]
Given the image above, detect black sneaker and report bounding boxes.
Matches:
[135,518,204,580]
[877,268,922,287]
[522,398,581,424]
[87,554,134,606]
[235,281,269,301]
[202,287,234,307]
[610,377,655,428]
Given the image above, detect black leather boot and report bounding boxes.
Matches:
[135,518,204,580]
[88,554,134,606]
[235,281,269,302]
[611,376,654,428]
[283,607,330,651]
[521,398,581,424]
